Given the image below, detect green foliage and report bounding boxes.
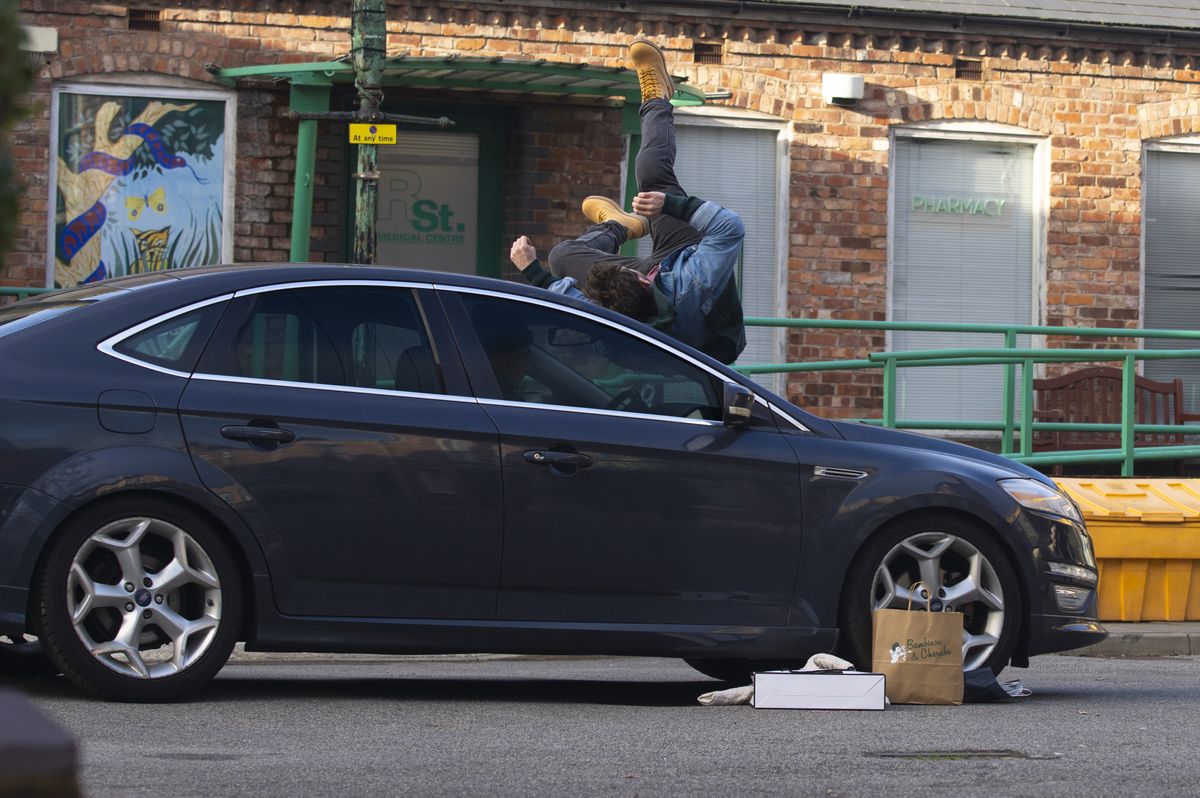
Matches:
[109,206,223,277]
[0,0,33,270]
[127,101,223,180]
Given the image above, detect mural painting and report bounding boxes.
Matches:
[53,90,227,287]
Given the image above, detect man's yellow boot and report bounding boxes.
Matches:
[582,196,648,240]
[629,38,674,104]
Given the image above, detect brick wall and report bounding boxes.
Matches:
[11,0,1200,416]
[501,102,625,281]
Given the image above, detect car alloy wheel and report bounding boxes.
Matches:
[839,512,1021,675]
[65,517,223,679]
[871,531,1007,671]
[36,499,242,701]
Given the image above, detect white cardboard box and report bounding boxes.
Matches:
[752,671,886,710]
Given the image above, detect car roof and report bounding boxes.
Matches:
[63,262,511,295]
[32,263,588,316]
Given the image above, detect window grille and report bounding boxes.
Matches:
[955,58,983,80]
[128,9,161,31]
[693,41,723,64]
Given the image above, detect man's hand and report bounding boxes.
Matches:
[632,191,665,218]
[510,236,537,271]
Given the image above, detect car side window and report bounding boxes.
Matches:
[113,303,225,372]
[461,294,722,420]
[203,287,444,394]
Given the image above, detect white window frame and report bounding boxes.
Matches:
[885,121,1048,434]
[626,106,790,378]
[888,121,1048,345]
[46,79,238,287]
[1140,136,1200,346]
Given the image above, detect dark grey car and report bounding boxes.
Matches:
[0,266,1105,701]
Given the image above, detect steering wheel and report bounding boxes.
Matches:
[605,388,648,413]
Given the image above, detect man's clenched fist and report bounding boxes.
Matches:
[510,236,537,270]
[631,191,665,217]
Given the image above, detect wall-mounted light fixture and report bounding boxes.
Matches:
[20,25,58,72]
[822,73,864,107]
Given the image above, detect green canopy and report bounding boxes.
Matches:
[213,57,706,261]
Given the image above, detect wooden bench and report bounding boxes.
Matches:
[1031,366,1200,471]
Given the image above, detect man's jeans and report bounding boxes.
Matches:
[547,99,704,283]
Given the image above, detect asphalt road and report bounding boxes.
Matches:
[12,654,1200,797]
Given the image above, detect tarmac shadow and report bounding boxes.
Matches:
[3,670,733,708]
[201,674,726,707]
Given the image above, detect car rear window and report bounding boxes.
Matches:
[0,302,90,339]
[112,302,227,372]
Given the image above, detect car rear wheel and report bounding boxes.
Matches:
[0,633,59,678]
[35,498,242,702]
[839,512,1022,674]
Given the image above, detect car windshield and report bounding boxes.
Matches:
[0,302,90,339]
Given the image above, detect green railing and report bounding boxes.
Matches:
[739,317,1200,476]
[0,286,53,301]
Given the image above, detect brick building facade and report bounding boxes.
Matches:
[11,0,1200,420]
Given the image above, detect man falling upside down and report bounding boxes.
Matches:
[508,38,747,365]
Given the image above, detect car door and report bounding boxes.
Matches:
[178,282,503,619]
[443,289,805,628]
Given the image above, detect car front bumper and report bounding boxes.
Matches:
[1018,509,1107,656]
[1027,613,1108,656]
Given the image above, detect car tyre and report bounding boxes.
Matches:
[35,498,242,702]
[838,511,1022,675]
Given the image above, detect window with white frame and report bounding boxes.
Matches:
[890,126,1043,425]
[1143,142,1200,413]
[48,82,236,289]
[635,107,788,391]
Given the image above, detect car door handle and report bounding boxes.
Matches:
[523,450,592,468]
[221,425,296,444]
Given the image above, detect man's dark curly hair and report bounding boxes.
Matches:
[585,263,655,321]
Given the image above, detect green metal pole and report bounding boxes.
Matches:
[1001,329,1017,455]
[620,99,642,257]
[351,0,386,265]
[883,357,897,428]
[288,81,331,262]
[1122,354,1136,476]
[1021,358,1034,457]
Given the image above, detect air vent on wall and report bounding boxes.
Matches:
[128,8,161,32]
[693,40,723,65]
[955,57,983,80]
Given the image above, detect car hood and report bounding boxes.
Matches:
[828,420,1054,486]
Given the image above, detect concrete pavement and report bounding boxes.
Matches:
[1064,621,1200,657]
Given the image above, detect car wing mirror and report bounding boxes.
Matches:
[722,382,755,429]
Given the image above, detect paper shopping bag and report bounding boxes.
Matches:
[871,582,964,705]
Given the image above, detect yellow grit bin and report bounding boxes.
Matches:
[1056,479,1200,622]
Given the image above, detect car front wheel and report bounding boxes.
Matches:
[35,498,242,702]
[839,512,1022,674]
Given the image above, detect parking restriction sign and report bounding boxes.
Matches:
[349,123,397,145]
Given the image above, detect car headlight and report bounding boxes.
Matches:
[998,478,1084,524]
